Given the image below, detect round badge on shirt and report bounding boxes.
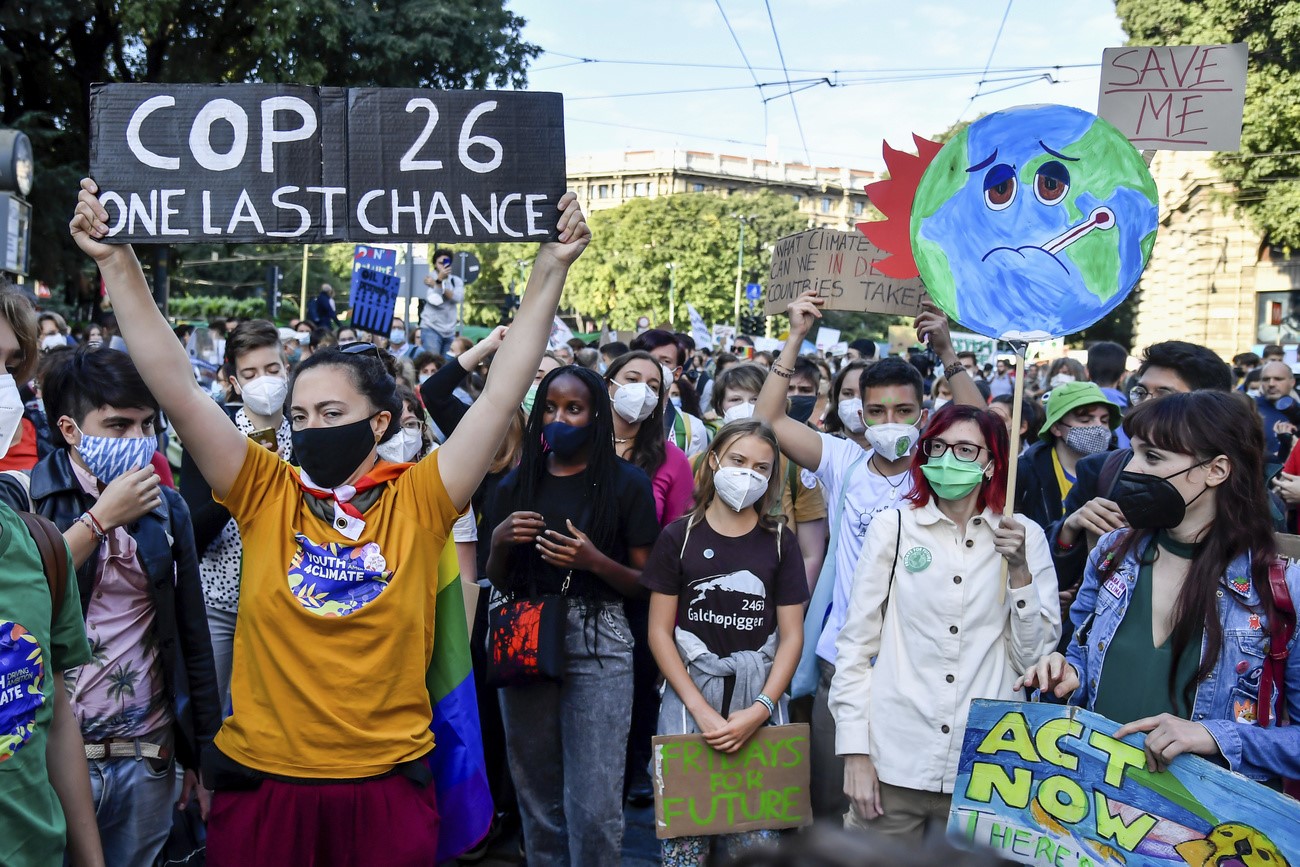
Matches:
[903,547,933,572]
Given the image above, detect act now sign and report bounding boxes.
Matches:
[89,83,566,244]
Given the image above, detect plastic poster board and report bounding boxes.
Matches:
[949,700,1300,866]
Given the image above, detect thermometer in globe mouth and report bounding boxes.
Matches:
[1042,207,1115,255]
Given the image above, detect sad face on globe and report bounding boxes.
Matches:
[871,104,1159,341]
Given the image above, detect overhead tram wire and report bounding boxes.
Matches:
[763,0,811,166]
[714,0,769,142]
[958,0,1015,124]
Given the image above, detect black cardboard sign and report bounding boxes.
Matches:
[89,83,565,244]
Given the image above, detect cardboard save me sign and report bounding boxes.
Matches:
[949,700,1300,866]
[765,228,928,318]
[1097,43,1247,151]
[652,723,812,839]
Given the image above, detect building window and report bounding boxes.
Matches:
[692,182,706,193]
[635,182,648,196]
[597,184,609,199]
[820,197,832,214]
[1257,291,1300,343]
[853,201,865,216]
[623,184,633,197]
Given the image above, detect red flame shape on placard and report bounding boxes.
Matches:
[856,134,944,280]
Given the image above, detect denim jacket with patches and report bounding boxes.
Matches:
[1065,531,1300,783]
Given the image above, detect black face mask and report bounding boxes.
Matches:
[292,413,380,489]
[543,420,594,460]
[788,395,817,425]
[1111,459,1211,530]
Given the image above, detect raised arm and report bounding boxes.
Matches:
[755,291,825,470]
[70,179,247,499]
[914,300,983,408]
[438,195,589,509]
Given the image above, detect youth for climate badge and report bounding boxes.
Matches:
[0,622,45,762]
[287,534,394,617]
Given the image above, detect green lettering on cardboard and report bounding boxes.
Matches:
[777,736,807,767]
[746,770,764,789]
[709,773,729,794]
[662,796,686,831]
[1093,790,1157,851]
[1038,774,1088,825]
[781,786,803,822]
[1035,717,1083,772]
[659,742,681,776]
[682,741,704,773]
[977,712,1040,762]
[966,761,1032,809]
[688,795,718,826]
[1088,731,1146,788]
[741,741,767,768]
[1034,835,1056,861]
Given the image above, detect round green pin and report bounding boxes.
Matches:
[903,546,932,572]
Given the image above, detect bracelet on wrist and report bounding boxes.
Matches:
[943,361,967,380]
[770,363,793,380]
[754,693,776,718]
[78,512,107,542]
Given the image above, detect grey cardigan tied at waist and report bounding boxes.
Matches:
[658,627,786,736]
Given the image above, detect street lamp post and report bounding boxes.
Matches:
[666,262,677,327]
[732,216,746,332]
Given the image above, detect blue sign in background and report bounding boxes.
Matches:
[349,245,400,335]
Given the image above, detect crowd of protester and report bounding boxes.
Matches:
[0,180,1296,867]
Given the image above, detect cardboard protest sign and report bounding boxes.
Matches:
[949,700,1300,867]
[89,83,565,244]
[888,325,915,356]
[349,244,400,335]
[1098,44,1247,152]
[765,228,927,318]
[862,105,1158,341]
[652,724,812,839]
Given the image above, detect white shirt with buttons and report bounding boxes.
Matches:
[829,499,1061,793]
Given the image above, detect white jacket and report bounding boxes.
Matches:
[829,500,1060,793]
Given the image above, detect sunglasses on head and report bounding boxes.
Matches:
[340,341,382,361]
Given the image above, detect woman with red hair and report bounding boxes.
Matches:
[828,404,1061,840]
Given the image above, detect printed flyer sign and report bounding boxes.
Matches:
[949,699,1300,866]
[652,723,812,839]
[90,83,565,244]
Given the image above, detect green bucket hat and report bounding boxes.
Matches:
[1040,381,1121,442]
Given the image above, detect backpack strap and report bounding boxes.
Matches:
[1260,559,1295,728]
[673,410,687,450]
[15,511,69,632]
[1096,448,1130,499]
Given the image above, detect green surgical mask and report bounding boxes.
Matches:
[522,383,539,414]
[920,451,988,501]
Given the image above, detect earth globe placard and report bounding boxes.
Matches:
[910,104,1158,341]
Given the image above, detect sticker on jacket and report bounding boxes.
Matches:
[0,622,45,762]
[288,534,393,617]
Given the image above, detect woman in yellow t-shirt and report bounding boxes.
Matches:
[71,178,591,867]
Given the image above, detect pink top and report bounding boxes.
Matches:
[653,443,695,527]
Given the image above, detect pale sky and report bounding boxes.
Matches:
[509,0,1127,171]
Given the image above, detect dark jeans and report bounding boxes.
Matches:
[500,602,634,866]
[812,660,849,819]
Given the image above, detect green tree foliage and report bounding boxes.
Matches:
[560,191,809,331]
[1117,0,1300,246]
[0,0,538,301]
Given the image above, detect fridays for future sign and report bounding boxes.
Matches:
[89,83,566,244]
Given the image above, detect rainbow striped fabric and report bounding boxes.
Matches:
[424,539,493,861]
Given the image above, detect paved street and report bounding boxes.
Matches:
[474,804,660,866]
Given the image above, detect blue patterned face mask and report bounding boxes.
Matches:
[73,425,156,483]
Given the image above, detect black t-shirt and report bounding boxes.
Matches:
[487,459,660,601]
[640,516,808,657]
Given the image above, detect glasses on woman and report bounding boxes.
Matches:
[921,438,987,462]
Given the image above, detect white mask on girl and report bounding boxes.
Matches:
[377,427,423,463]
[713,466,768,511]
[612,380,658,424]
[837,398,866,434]
[239,375,288,417]
[722,402,756,423]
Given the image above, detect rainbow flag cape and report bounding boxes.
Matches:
[424,539,493,861]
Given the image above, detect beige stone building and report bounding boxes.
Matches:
[566,149,875,230]
[1132,151,1297,359]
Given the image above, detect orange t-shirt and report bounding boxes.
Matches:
[214,439,460,778]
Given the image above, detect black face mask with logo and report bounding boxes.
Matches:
[292,413,380,489]
[1110,458,1211,530]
